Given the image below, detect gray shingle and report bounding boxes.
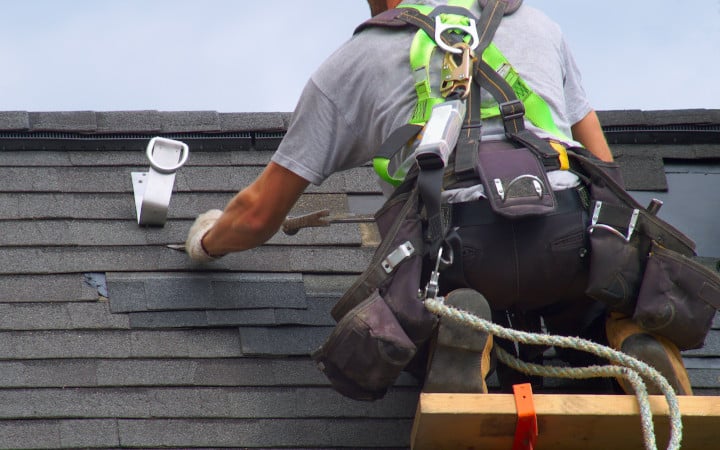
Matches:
[0,329,242,359]
[0,166,380,195]
[687,369,720,388]
[599,109,720,127]
[0,274,97,302]
[0,302,128,331]
[106,272,306,313]
[0,360,99,388]
[95,358,330,387]
[59,419,120,448]
[614,143,720,160]
[159,111,221,132]
[128,309,280,328]
[219,112,286,132]
[303,274,358,296]
[0,420,70,450]
[273,297,336,326]
[239,326,332,356]
[620,154,667,190]
[0,246,373,274]
[0,151,74,166]
[598,109,646,126]
[0,419,121,449]
[0,193,233,220]
[29,111,97,132]
[116,418,412,448]
[0,111,30,130]
[95,110,163,133]
[0,387,414,421]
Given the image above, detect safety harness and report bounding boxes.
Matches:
[363,0,571,189]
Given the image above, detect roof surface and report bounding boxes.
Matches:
[0,109,718,449]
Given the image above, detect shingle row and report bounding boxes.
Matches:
[0,111,290,134]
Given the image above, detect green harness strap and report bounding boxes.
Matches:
[404,1,569,140]
[374,1,570,186]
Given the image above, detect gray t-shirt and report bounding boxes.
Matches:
[271,1,592,187]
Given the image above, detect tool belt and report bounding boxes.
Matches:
[575,152,720,350]
[312,184,437,401]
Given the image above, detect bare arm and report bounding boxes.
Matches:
[571,110,614,162]
[201,162,310,256]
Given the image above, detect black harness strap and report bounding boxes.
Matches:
[472,45,563,171]
[376,123,423,160]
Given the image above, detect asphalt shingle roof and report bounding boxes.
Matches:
[0,108,718,449]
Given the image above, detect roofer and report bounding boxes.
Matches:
[185,0,694,397]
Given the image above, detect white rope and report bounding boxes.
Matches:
[425,297,683,450]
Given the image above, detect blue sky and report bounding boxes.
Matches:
[0,0,718,112]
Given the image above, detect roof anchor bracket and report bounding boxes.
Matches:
[131,137,189,227]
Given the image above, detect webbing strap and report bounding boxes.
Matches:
[480,44,572,142]
[373,123,423,185]
[475,55,566,170]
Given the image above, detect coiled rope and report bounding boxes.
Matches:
[424,297,683,450]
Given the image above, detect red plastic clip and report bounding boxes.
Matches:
[512,383,538,450]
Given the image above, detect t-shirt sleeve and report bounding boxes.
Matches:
[271,78,370,186]
[560,37,593,126]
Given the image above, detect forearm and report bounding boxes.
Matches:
[571,110,614,162]
[200,162,309,256]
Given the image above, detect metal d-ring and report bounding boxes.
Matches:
[434,15,479,54]
[146,137,189,174]
[495,175,545,201]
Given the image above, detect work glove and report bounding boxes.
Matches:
[185,209,223,262]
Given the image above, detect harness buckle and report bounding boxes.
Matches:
[499,100,526,121]
[441,43,475,99]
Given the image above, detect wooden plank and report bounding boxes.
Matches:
[411,393,720,450]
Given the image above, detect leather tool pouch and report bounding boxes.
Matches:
[634,242,720,350]
[312,289,417,400]
[475,140,556,218]
[312,187,437,401]
[582,181,719,350]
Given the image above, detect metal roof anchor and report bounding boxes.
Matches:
[131,137,189,227]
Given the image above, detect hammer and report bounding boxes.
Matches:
[281,209,375,235]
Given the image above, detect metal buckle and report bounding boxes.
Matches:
[381,241,416,274]
[499,100,525,120]
[588,201,640,242]
[434,15,479,54]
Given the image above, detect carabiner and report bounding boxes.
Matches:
[441,42,475,99]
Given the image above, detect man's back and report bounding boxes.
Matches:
[272,0,590,187]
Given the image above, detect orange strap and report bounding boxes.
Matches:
[512,383,538,450]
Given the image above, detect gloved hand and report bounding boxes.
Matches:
[185,209,223,262]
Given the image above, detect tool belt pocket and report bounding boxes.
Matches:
[312,289,417,401]
[634,242,720,351]
[315,187,437,401]
[585,203,645,316]
[475,140,556,218]
[585,200,719,350]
